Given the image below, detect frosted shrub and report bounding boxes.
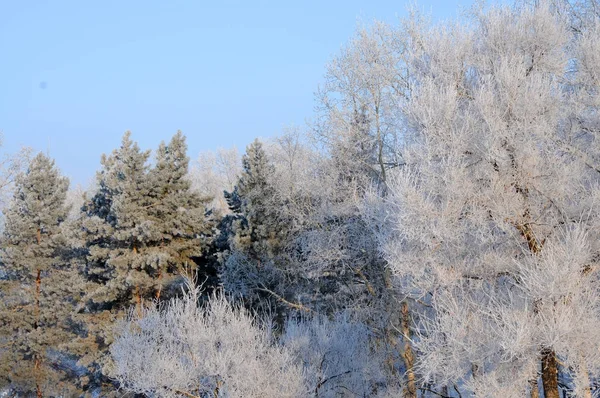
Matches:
[110,279,306,398]
[282,314,389,397]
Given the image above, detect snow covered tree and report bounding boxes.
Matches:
[76,131,214,389]
[211,131,407,394]
[228,139,284,258]
[306,41,415,382]
[79,131,153,310]
[146,131,214,300]
[0,133,31,232]
[221,139,289,312]
[281,314,391,397]
[546,0,600,31]
[378,2,600,397]
[189,146,241,214]
[0,153,78,397]
[314,21,408,187]
[69,134,139,390]
[307,25,412,367]
[110,276,306,398]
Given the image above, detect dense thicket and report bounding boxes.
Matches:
[2,1,600,397]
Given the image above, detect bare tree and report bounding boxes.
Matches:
[189,146,241,215]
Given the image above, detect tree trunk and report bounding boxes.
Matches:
[33,358,44,398]
[135,286,143,318]
[401,301,417,398]
[530,377,539,398]
[381,267,401,378]
[472,363,481,378]
[374,103,386,184]
[132,244,143,316]
[34,228,43,398]
[516,222,557,398]
[213,379,222,398]
[579,358,593,398]
[541,348,560,398]
[155,269,163,300]
[34,269,41,328]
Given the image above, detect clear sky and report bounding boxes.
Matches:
[0,0,481,187]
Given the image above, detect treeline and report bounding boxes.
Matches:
[3,1,600,397]
[0,132,214,396]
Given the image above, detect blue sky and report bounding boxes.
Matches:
[1,1,480,187]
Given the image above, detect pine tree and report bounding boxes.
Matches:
[146,131,214,300]
[330,104,380,189]
[229,139,284,259]
[75,131,214,390]
[80,131,152,309]
[0,153,77,397]
[74,132,153,388]
[221,139,291,315]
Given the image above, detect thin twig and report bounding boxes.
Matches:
[257,286,313,313]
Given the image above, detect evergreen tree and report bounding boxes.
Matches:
[221,139,290,315]
[74,132,153,388]
[0,153,77,397]
[80,131,152,309]
[330,104,380,189]
[228,139,285,259]
[146,131,214,299]
[75,131,214,390]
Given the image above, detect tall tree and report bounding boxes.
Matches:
[230,138,284,258]
[0,153,76,397]
[379,3,600,397]
[80,131,152,310]
[221,139,292,316]
[75,131,214,389]
[310,24,416,389]
[314,21,408,186]
[146,131,214,300]
[74,131,155,390]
